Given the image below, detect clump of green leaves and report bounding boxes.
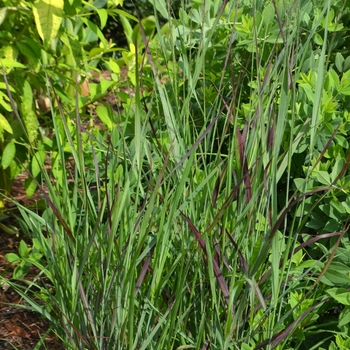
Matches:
[5,238,43,279]
[0,0,140,209]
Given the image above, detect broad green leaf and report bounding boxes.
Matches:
[89,47,105,58]
[291,244,304,266]
[16,41,40,66]
[32,150,46,177]
[32,0,64,48]
[261,3,274,25]
[327,288,350,305]
[96,105,113,130]
[335,53,344,72]
[5,252,20,263]
[330,262,350,273]
[97,8,108,29]
[335,247,350,265]
[106,59,120,74]
[0,114,13,136]
[265,35,284,44]
[18,240,29,258]
[13,263,31,279]
[327,68,340,88]
[0,45,18,62]
[344,56,350,72]
[323,219,341,232]
[322,95,337,114]
[338,87,350,96]
[289,291,300,309]
[299,83,314,102]
[148,0,168,19]
[1,140,16,169]
[16,37,41,67]
[320,200,346,218]
[332,158,345,183]
[313,32,323,45]
[341,70,350,87]
[29,253,43,262]
[23,110,39,141]
[316,171,331,185]
[321,268,350,286]
[335,135,348,148]
[100,78,115,95]
[0,92,12,112]
[297,260,323,269]
[339,306,350,327]
[0,83,15,92]
[293,178,305,191]
[0,59,25,68]
[21,80,38,143]
[316,134,328,152]
[87,83,99,99]
[25,177,38,199]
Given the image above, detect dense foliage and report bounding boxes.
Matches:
[1,0,350,349]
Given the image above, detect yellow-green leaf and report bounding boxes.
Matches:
[0,82,16,92]
[21,80,38,143]
[0,59,25,68]
[0,91,12,112]
[32,0,64,48]
[108,0,124,6]
[106,59,120,74]
[0,45,18,61]
[31,150,46,177]
[97,8,108,29]
[25,177,37,199]
[0,113,13,137]
[96,105,113,130]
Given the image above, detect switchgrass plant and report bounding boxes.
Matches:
[2,0,350,349]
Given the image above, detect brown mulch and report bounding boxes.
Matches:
[0,180,65,349]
